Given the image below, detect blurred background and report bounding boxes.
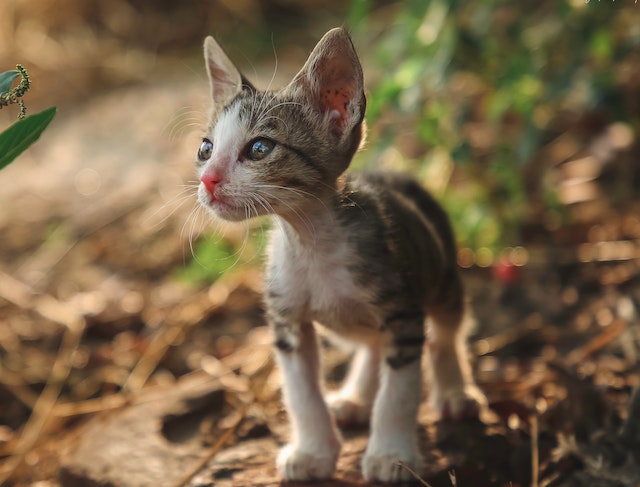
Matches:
[1,1,640,486]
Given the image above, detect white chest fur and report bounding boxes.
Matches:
[266,221,376,333]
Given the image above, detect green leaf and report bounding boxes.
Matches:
[0,106,57,170]
[0,70,20,94]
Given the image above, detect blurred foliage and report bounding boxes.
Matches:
[0,0,348,106]
[3,0,637,266]
[349,0,640,251]
[175,237,240,284]
[0,65,56,170]
[176,227,268,284]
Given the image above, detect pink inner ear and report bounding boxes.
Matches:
[321,85,352,130]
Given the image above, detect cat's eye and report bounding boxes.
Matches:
[197,138,213,163]
[246,138,275,161]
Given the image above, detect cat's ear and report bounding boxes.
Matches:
[203,36,243,107]
[289,28,365,139]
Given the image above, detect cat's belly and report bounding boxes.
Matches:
[310,298,379,341]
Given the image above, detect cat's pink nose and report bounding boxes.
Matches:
[201,173,221,196]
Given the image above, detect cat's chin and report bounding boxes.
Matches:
[206,202,247,222]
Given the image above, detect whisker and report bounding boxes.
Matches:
[261,100,303,116]
[265,32,279,94]
[180,202,202,263]
[253,91,276,129]
[188,208,207,264]
[144,184,200,229]
[252,188,317,242]
[253,39,281,125]
[256,100,303,131]
[252,183,331,215]
[164,107,206,141]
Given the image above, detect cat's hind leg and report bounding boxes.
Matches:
[273,320,341,480]
[427,273,487,419]
[327,342,380,427]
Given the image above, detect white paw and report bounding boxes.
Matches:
[431,383,487,420]
[327,393,371,427]
[277,443,339,481]
[362,438,423,483]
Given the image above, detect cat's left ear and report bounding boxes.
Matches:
[289,28,365,139]
[204,36,243,107]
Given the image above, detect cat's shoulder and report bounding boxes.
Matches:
[339,170,447,231]
[341,171,431,208]
[335,171,424,233]
[346,171,424,192]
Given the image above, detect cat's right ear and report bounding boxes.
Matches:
[288,28,365,141]
[203,36,243,107]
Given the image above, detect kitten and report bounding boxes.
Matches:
[195,28,487,483]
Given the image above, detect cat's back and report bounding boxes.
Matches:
[339,171,458,296]
[343,171,456,257]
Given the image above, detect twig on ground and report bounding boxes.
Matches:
[397,461,433,486]
[122,274,243,393]
[174,346,274,487]
[531,414,539,487]
[566,318,626,366]
[0,272,86,484]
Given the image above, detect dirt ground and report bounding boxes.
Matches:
[2,7,640,486]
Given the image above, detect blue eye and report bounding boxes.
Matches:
[247,138,275,161]
[197,138,213,163]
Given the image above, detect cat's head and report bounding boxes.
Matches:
[195,28,366,222]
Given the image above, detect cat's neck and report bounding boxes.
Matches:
[272,176,346,249]
[273,199,337,249]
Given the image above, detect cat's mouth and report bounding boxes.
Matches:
[198,188,248,221]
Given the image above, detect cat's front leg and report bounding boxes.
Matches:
[362,316,425,482]
[272,319,341,481]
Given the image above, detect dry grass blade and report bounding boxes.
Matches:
[174,400,249,487]
[566,318,626,366]
[531,414,539,487]
[175,347,275,487]
[0,272,86,484]
[397,461,433,486]
[53,394,130,417]
[0,270,34,308]
[123,322,188,393]
[122,276,240,393]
